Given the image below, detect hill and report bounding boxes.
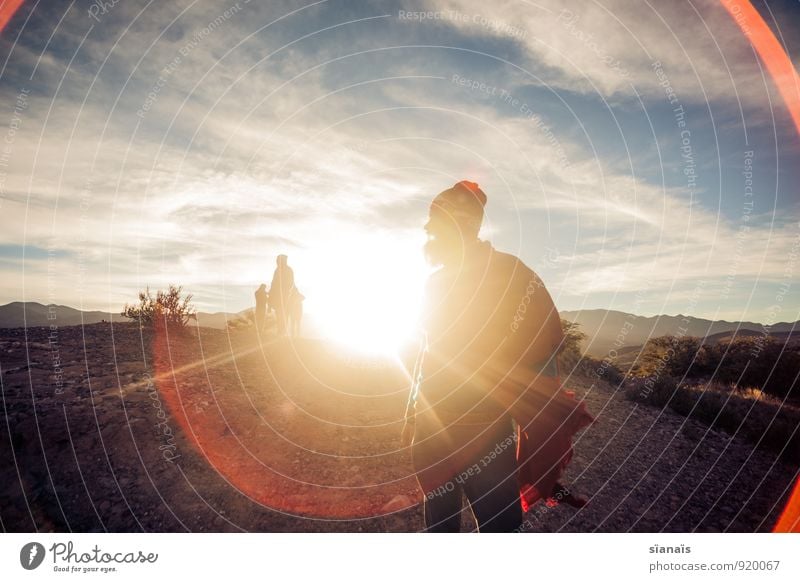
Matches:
[5,302,796,356]
[560,309,799,357]
[0,301,247,329]
[0,301,131,327]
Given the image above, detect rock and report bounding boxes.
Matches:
[380,494,414,513]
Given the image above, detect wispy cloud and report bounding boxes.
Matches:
[0,0,797,324]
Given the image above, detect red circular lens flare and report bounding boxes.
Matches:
[151,324,420,520]
[720,0,800,140]
[0,0,25,35]
[717,0,800,533]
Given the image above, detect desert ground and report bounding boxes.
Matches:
[1,322,796,532]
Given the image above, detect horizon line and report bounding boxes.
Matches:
[1,299,798,328]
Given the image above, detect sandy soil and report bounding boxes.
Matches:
[1,323,796,532]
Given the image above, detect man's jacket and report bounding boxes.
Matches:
[409,241,594,509]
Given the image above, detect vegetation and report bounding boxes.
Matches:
[631,335,799,399]
[122,285,196,328]
[558,319,587,371]
[624,334,800,462]
[557,321,799,461]
[577,354,626,386]
[559,319,626,385]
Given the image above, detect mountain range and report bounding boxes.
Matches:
[560,309,799,356]
[1,303,797,357]
[0,301,244,330]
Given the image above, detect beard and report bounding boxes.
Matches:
[424,235,461,268]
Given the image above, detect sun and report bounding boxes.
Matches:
[296,231,430,356]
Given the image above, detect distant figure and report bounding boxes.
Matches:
[254,284,268,331]
[288,288,304,337]
[268,254,294,337]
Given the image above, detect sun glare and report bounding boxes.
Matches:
[297,231,430,356]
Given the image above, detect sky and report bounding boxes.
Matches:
[0,0,798,328]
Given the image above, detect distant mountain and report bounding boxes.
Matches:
[0,302,131,327]
[193,309,252,329]
[0,302,246,329]
[701,329,800,346]
[4,304,798,351]
[560,309,799,357]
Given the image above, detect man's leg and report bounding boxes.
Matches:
[421,485,462,532]
[411,422,463,533]
[462,427,522,533]
[275,308,287,336]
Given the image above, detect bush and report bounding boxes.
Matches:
[122,284,196,328]
[557,320,625,384]
[632,335,799,400]
[558,319,585,369]
[708,338,800,399]
[635,336,702,379]
[625,374,680,407]
[578,355,626,385]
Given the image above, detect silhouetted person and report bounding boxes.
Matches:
[269,254,294,337]
[401,180,593,533]
[254,284,268,331]
[289,288,304,337]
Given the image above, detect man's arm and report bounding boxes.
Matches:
[473,266,568,422]
[400,332,427,447]
[401,276,438,446]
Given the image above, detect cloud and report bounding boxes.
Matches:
[420,0,793,115]
[0,0,796,324]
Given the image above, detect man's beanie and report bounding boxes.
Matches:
[431,180,487,230]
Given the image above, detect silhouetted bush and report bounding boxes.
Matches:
[625,374,680,407]
[122,285,196,328]
[633,336,703,379]
[706,338,800,399]
[576,355,626,385]
[558,319,585,371]
[632,335,799,399]
[558,320,625,384]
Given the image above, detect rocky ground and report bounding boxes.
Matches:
[1,322,797,532]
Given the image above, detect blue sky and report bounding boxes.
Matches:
[0,0,798,326]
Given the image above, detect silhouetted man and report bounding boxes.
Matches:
[254,284,268,331]
[402,180,592,533]
[269,255,294,337]
[288,288,304,337]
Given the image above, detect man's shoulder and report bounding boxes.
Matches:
[489,248,538,280]
[426,268,447,285]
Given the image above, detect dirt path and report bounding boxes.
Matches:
[1,323,796,532]
[527,375,797,532]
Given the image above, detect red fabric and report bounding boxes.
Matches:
[515,387,595,512]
